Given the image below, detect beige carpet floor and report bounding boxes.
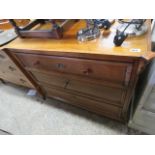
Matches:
[0,82,142,135]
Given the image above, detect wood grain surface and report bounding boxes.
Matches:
[3,20,153,59]
[2,19,153,122]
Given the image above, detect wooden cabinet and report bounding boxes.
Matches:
[3,49,142,122]
[3,20,153,122]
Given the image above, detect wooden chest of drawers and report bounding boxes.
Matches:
[3,20,153,122]
[4,48,143,122]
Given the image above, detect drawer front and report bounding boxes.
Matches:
[44,85,122,121]
[0,51,25,76]
[31,70,126,107]
[31,70,69,88]
[0,60,23,76]
[0,64,34,88]
[15,53,133,86]
[66,80,125,106]
[0,72,33,87]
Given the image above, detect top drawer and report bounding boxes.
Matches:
[15,53,133,86]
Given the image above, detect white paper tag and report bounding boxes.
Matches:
[129,48,141,52]
[27,89,37,96]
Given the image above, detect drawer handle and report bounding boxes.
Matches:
[33,60,40,66]
[8,66,16,71]
[20,79,26,83]
[83,68,92,75]
[56,63,65,69]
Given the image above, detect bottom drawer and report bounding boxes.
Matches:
[44,85,122,121]
[66,80,125,107]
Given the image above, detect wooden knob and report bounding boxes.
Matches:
[33,60,40,66]
[20,79,26,83]
[57,63,65,69]
[8,66,16,71]
[83,68,92,75]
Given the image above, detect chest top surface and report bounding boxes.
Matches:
[3,20,152,59]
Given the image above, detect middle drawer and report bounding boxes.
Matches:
[31,70,126,107]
